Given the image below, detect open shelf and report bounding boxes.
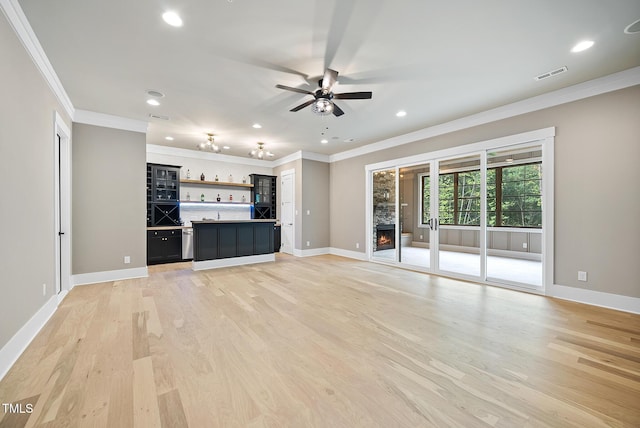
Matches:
[181,179,253,188]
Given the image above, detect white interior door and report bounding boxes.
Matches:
[54,113,71,296]
[280,170,294,254]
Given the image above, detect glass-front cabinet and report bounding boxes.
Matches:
[250,174,277,219]
[147,163,181,226]
[153,166,179,202]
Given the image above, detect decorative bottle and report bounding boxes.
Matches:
[215,175,219,182]
[186,192,190,201]
[200,193,205,201]
[216,194,221,202]
[241,195,246,203]
[186,169,191,179]
[242,176,246,184]
[200,172,205,181]
[229,194,233,201]
[228,174,233,182]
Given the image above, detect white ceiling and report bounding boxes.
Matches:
[16,0,640,160]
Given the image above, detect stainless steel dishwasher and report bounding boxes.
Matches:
[182,227,193,260]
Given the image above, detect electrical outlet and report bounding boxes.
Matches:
[42,283,46,296]
[306,241,310,247]
[578,271,588,282]
[306,210,310,215]
[522,242,528,249]
[419,235,423,240]
[124,256,131,264]
[356,243,360,249]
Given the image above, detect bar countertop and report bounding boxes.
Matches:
[191,219,278,225]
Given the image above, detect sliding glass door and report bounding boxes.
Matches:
[366,129,553,291]
[398,164,431,269]
[435,154,483,278]
[485,144,543,286]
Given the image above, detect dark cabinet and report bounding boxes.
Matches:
[274,225,281,252]
[250,174,276,219]
[147,163,181,227]
[147,229,182,264]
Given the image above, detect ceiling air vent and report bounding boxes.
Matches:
[534,66,568,81]
[149,114,170,120]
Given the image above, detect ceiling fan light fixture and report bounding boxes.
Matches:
[311,98,334,116]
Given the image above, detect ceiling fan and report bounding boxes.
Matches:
[276,69,372,117]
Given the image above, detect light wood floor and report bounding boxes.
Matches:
[1,254,639,427]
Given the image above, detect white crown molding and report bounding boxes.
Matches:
[0,295,58,381]
[72,266,148,286]
[300,151,330,163]
[147,145,330,168]
[147,144,275,167]
[74,110,148,134]
[1,0,74,118]
[330,66,640,163]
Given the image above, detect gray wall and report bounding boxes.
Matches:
[330,86,640,298]
[0,13,72,349]
[301,159,330,249]
[72,124,146,274]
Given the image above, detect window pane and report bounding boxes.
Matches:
[421,175,430,224]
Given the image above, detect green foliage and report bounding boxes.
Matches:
[421,162,542,228]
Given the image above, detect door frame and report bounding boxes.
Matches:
[365,127,554,293]
[280,168,295,255]
[54,112,71,300]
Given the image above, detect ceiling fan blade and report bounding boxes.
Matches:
[290,99,316,112]
[332,103,345,117]
[322,69,339,92]
[276,84,314,95]
[334,91,373,100]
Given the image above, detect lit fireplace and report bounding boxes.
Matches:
[376,224,395,250]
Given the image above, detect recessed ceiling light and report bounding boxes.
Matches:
[162,11,183,27]
[165,136,174,141]
[252,123,262,129]
[396,110,407,117]
[146,99,160,106]
[571,40,594,53]
[320,139,328,144]
[223,146,230,150]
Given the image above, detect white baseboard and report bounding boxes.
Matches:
[293,247,330,257]
[487,248,541,261]
[72,266,149,286]
[0,295,58,381]
[548,283,640,314]
[411,241,430,248]
[192,254,275,271]
[329,247,368,261]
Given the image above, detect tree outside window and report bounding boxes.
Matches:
[421,162,541,228]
